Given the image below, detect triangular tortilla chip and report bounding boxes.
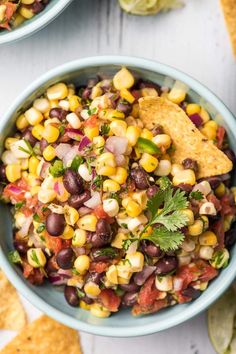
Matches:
[0,315,82,354]
[139,96,233,179]
[0,270,26,331]
[221,0,236,57]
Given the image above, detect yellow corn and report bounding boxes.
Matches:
[111,232,128,249]
[172,169,196,186]
[168,81,187,104]
[104,109,125,121]
[171,163,184,175]
[103,179,121,192]
[96,152,116,176]
[125,200,142,217]
[61,225,74,239]
[201,121,218,140]
[5,137,18,150]
[120,88,135,103]
[38,189,56,203]
[139,153,158,173]
[32,124,44,140]
[84,126,99,140]
[132,190,147,208]
[30,186,40,195]
[152,134,171,149]
[25,107,44,126]
[126,252,144,272]
[16,114,29,130]
[141,87,158,97]
[80,300,91,311]
[84,282,101,297]
[93,136,105,155]
[47,83,68,100]
[5,164,21,183]
[126,126,141,146]
[43,145,56,161]
[215,183,226,198]
[110,167,128,184]
[188,219,204,236]
[27,248,46,268]
[74,255,90,275]
[201,215,209,231]
[19,6,34,19]
[90,303,111,318]
[56,182,70,202]
[199,107,210,123]
[199,231,218,246]
[27,173,40,187]
[181,209,194,226]
[42,124,60,143]
[28,156,39,175]
[72,229,87,247]
[91,86,103,99]
[140,128,153,140]
[113,67,135,90]
[110,120,127,137]
[106,265,118,284]
[64,206,79,226]
[69,95,81,112]
[186,103,201,116]
[77,214,97,232]
[33,98,50,113]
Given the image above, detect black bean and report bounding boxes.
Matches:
[81,295,93,305]
[31,2,44,13]
[204,177,221,189]
[68,190,91,209]
[120,282,140,293]
[130,167,149,190]
[13,240,28,254]
[64,286,79,307]
[182,287,201,300]
[87,77,99,88]
[82,88,91,100]
[116,101,132,116]
[147,185,159,199]
[46,213,65,236]
[141,240,162,257]
[182,158,198,173]
[0,165,6,181]
[56,248,75,269]
[122,292,138,307]
[39,138,48,153]
[85,271,104,284]
[223,149,236,163]
[22,128,37,147]
[225,224,236,248]
[49,108,67,120]
[45,256,58,274]
[93,219,112,247]
[151,125,164,136]
[138,80,160,92]
[177,184,193,193]
[63,169,84,195]
[155,256,178,275]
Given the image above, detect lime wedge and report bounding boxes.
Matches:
[208,288,236,354]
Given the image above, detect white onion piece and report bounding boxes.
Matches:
[18,216,33,238]
[115,154,126,167]
[126,240,139,255]
[78,206,93,216]
[63,146,80,167]
[173,277,184,291]
[58,269,73,277]
[105,136,128,155]
[84,192,101,209]
[55,143,71,159]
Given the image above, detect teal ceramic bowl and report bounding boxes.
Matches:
[0,0,73,45]
[0,56,236,337]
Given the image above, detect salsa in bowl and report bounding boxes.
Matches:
[0,57,235,336]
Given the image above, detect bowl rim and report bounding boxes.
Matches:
[0,55,236,337]
[0,0,73,45]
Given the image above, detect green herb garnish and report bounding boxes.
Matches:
[72,268,80,275]
[94,247,118,259]
[144,226,185,252]
[71,155,84,172]
[49,160,65,177]
[100,124,110,136]
[189,190,204,200]
[59,125,65,136]
[18,139,35,156]
[15,201,25,211]
[122,238,139,251]
[77,289,85,298]
[92,175,103,189]
[33,213,41,222]
[88,107,98,116]
[30,249,40,267]
[36,223,45,234]
[8,250,22,264]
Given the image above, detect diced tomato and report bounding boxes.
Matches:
[195,260,218,282]
[22,261,34,279]
[98,289,121,312]
[176,264,200,290]
[3,183,25,203]
[83,115,97,128]
[138,275,161,307]
[0,2,17,30]
[90,261,108,273]
[131,90,142,101]
[46,234,71,254]
[216,126,226,149]
[220,194,236,217]
[94,205,109,219]
[27,268,45,285]
[132,299,167,316]
[212,218,225,249]
[175,292,192,304]
[207,194,222,212]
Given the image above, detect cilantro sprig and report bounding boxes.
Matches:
[189,190,204,201]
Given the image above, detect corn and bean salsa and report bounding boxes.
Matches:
[1,67,236,318]
[0,1,50,31]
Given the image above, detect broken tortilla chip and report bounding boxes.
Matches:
[0,270,26,331]
[220,0,236,57]
[139,96,233,179]
[0,315,82,354]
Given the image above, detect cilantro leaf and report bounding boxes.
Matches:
[147,189,166,219]
[189,190,204,201]
[36,223,45,234]
[49,160,65,177]
[122,238,139,251]
[158,176,172,190]
[71,155,84,172]
[8,250,22,264]
[93,247,118,259]
[92,175,103,189]
[155,210,189,232]
[88,107,98,116]
[33,213,41,222]
[77,289,85,298]
[100,124,110,136]
[15,201,25,211]
[142,226,184,252]
[30,249,40,267]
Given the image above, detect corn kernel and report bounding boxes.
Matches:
[141,87,158,97]
[199,231,218,246]
[96,152,116,176]
[113,67,135,90]
[61,225,74,239]
[103,198,119,217]
[30,186,40,195]
[155,275,173,291]
[168,81,188,104]
[126,126,141,146]
[16,114,29,130]
[105,109,125,121]
[139,153,158,173]
[90,303,111,318]
[132,190,147,208]
[66,112,81,129]
[25,107,44,126]
[120,88,135,103]
[215,183,226,198]
[201,215,209,231]
[64,205,79,226]
[69,95,81,112]
[171,163,184,176]
[201,121,218,140]
[116,261,132,279]
[199,246,214,260]
[77,214,97,232]
[110,120,127,137]
[152,134,171,149]
[72,229,87,247]
[181,209,194,226]
[49,99,59,108]
[42,124,60,143]
[111,232,128,249]
[74,255,90,275]
[33,98,50,113]
[173,169,196,186]
[140,128,153,140]
[27,248,46,268]
[84,126,99,140]
[19,6,34,18]
[199,107,210,123]
[106,265,118,284]
[84,281,101,297]
[43,145,56,161]
[93,136,105,155]
[32,124,44,140]
[188,219,204,236]
[125,200,142,217]
[27,173,40,187]
[47,83,68,100]
[80,300,91,311]
[5,137,19,150]
[103,179,121,192]
[154,159,172,176]
[28,156,39,175]
[186,103,201,116]
[126,252,144,272]
[6,164,21,183]
[91,86,103,99]
[38,188,56,203]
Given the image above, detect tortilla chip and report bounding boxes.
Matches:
[0,315,82,354]
[221,0,236,57]
[139,97,233,179]
[0,270,26,331]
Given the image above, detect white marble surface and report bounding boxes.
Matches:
[0,0,235,352]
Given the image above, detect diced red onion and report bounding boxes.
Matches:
[55,143,72,159]
[39,161,50,179]
[79,136,91,151]
[18,216,33,238]
[188,114,203,127]
[78,206,92,216]
[173,276,184,291]
[105,136,128,155]
[48,273,70,286]
[29,233,45,248]
[54,181,64,196]
[58,269,73,277]
[66,128,83,141]
[115,154,126,167]
[133,266,156,286]
[63,146,80,166]
[84,191,101,209]
[8,185,23,194]
[73,247,86,256]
